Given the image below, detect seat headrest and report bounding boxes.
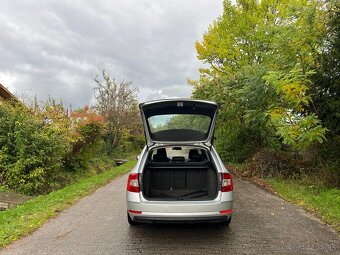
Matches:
[156,148,167,157]
[172,156,185,162]
[153,148,170,162]
[188,149,199,160]
[191,154,204,162]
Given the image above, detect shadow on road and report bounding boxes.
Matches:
[126,223,232,248]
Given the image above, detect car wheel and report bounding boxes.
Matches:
[127,212,138,225]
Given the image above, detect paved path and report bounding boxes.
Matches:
[1,175,339,255]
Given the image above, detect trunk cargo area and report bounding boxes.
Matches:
[142,162,218,201]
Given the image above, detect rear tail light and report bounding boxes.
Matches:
[221,173,233,192]
[127,173,139,192]
[219,209,233,214]
[128,209,142,214]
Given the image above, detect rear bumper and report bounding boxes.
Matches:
[127,200,233,223]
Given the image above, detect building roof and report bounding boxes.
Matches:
[0,83,18,102]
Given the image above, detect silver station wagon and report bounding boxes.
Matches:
[126,99,233,225]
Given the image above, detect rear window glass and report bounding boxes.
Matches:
[148,114,211,134]
[151,147,205,160]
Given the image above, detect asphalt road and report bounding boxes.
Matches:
[1,175,339,255]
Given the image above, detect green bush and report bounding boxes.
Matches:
[0,102,111,195]
[0,103,71,194]
[0,101,141,195]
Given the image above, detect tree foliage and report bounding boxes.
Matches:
[94,70,142,153]
[0,100,109,195]
[0,102,72,194]
[191,0,329,161]
[308,0,340,180]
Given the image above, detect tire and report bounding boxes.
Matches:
[127,212,138,225]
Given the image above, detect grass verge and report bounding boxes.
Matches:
[266,178,340,232]
[0,160,136,248]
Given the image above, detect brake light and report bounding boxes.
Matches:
[127,173,139,192]
[221,173,233,192]
[219,209,233,214]
[128,210,142,214]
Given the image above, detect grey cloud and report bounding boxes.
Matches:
[0,0,222,107]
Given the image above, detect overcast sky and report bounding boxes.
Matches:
[0,0,223,108]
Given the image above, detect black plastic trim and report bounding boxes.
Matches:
[133,216,230,224]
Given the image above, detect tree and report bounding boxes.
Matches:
[309,0,340,180]
[94,70,141,152]
[70,106,106,152]
[311,0,340,137]
[191,0,328,161]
